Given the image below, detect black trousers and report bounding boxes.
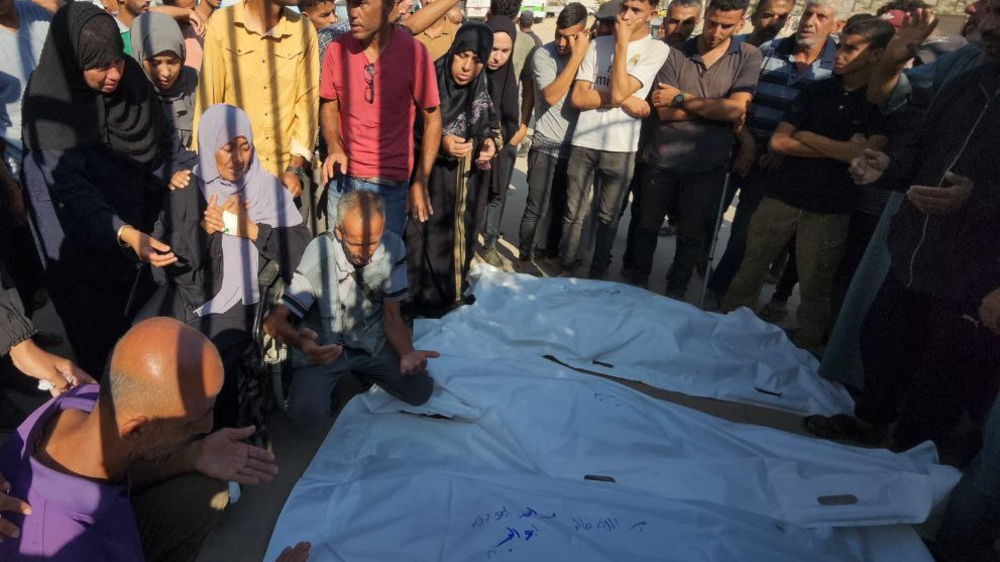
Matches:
[626,164,726,292]
[517,148,568,259]
[855,273,1000,450]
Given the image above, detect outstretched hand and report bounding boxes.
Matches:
[123,227,177,268]
[193,426,279,485]
[298,328,343,365]
[883,8,938,67]
[400,349,440,376]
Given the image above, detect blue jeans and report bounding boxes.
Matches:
[936,393,1000,562]
[327,175,408,237]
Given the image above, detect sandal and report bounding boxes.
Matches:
[803,414,886,445]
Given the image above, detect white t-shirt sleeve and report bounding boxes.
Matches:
[628,41,670,98]
[576,41,597,84]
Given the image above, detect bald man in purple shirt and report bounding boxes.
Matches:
[0,318,283,561]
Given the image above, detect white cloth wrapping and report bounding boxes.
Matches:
[418,266,854,416]
[266,268,959,561]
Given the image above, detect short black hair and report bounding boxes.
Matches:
[845,12,874,27]
[751,0,793,14]
[875,0,929,15]
[669,0,703,10]
[298,0,332,9]
[842,16,895,50]
[490,0,523,17]
[557,2,589,28]
[707,0,750,12]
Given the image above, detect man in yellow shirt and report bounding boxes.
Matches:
[194,0,319,198]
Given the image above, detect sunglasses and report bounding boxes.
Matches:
[364,63,375,104]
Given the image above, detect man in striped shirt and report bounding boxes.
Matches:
[707,0,846,302]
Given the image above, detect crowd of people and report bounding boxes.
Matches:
[0,0,998,558]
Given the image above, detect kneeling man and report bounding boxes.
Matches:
[266,190,437,433]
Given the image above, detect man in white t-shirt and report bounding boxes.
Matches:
[559,0,668,278]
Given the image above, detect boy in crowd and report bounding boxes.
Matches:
[623,0,762,297]
[299,0,337,29]
[516,2,589,266]
[559,0,668,279]
[720,18,895,352]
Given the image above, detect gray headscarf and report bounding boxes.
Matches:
[192,104,302,316]
[129,12,198,147]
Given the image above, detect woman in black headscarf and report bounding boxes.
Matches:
[477,15,521,265]
[20,2,195,377]
[405,23,500,318]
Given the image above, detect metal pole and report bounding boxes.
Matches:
[699,172,731,310]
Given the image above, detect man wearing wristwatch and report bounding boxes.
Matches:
[622,0,762,298]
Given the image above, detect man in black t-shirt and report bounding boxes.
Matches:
[720,18,895,352]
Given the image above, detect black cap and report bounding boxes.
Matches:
[519,10,534,25]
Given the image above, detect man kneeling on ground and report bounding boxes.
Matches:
[266,190,437,433]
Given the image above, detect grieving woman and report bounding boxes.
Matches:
[21,2,195,377]
[477,15,520,265]
[140,104,310,429]
[405,22,499,317]
[129,11,199,148]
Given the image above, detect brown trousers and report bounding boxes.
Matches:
[721,197,849,350]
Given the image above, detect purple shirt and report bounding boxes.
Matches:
[0,384,144,561]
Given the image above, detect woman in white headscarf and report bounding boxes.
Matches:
[140,103,311,429]
[129,11,199,147]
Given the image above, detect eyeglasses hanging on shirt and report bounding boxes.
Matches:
[364,63,375,104]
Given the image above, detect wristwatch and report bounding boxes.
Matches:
[671,92,688,107]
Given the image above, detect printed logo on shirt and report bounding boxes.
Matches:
[596,66,611,87]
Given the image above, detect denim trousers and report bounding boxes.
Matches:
[326,175,408,237]
[559,146,635,273]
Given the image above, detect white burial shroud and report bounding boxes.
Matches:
[266,267,960,562]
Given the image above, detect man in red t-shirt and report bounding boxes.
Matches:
[319,0,442,236]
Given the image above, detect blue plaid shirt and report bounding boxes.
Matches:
[317,21,351,60]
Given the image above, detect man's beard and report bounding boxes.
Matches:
[795,33,818,47]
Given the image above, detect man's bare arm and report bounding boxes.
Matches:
[400,0,461,35]
[769,122,824,158]
[570,80,610,110]
[540,35,590,106]
[867,9,937,105]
